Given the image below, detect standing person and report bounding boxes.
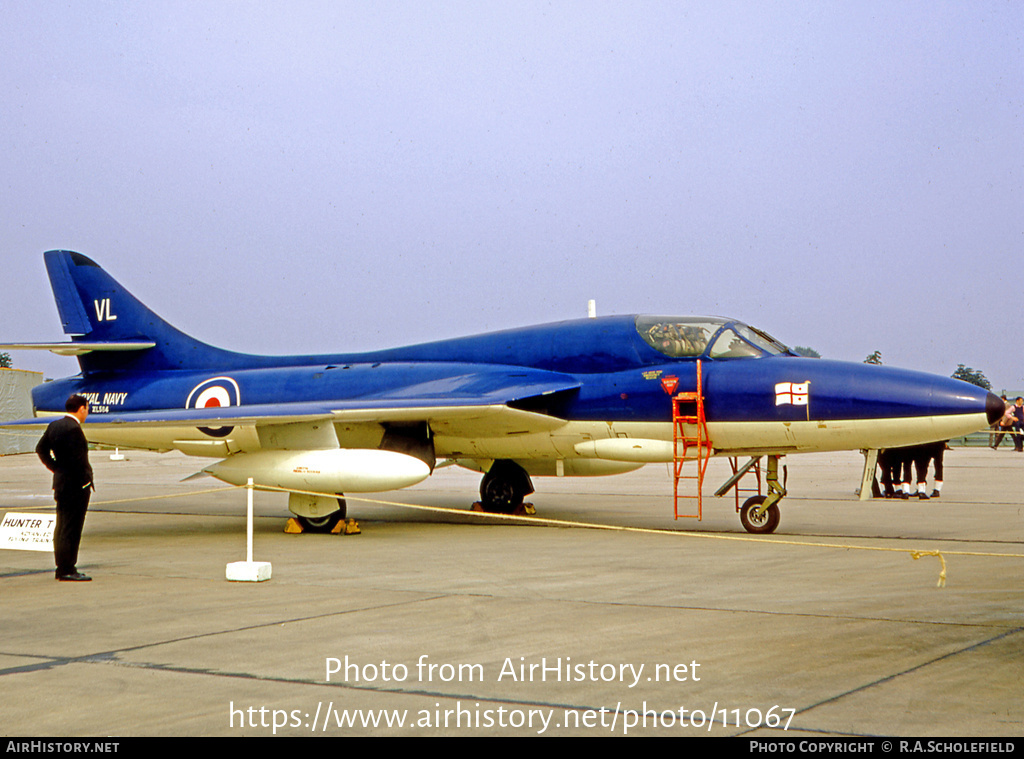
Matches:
[992,398,1014,450]
[926,441,948,498]
[897,446,915,499]
[911,444,933,499]
[876,448,897,498]
[886,447,908,498]
[1013,398,1024,453]
[36,395,94,581]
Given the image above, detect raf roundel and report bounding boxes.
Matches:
[185,376,240,437]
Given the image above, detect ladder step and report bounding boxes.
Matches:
[672,360,711,521]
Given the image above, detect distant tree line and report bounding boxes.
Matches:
[860,350,992,390]
[951,364,991,390]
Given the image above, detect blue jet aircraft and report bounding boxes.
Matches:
[3,251,1002,534]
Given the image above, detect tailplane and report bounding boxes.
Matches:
[40,250,241,374]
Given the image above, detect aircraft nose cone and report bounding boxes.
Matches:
[986,392,1006,425]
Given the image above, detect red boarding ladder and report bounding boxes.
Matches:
[673,360,712,520]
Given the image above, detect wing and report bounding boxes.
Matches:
[3,367,580,438]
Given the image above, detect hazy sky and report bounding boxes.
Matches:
[2,1,1021,390]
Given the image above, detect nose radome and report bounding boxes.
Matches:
[987,392,1006,425]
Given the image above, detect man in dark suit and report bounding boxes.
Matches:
[36,394,94,581]
[1013,397,1024,453]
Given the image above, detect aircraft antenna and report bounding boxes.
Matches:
[587,299,596,318]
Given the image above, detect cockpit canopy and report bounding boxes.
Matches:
[636,316,792,359]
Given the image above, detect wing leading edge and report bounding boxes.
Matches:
[4,368,580,438]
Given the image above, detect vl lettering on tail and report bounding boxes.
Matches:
[94,298,117,322]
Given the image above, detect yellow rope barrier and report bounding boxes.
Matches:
[254,484,1024,587]
[910,551,948,588]
[9,486,240,510]
[7,481,1022,587]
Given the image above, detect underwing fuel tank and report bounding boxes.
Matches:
[204,449,431,493]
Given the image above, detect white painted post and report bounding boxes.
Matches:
[246,477,254,562]
[226,476,272,582]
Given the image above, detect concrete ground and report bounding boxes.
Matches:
[0,447,1021,737]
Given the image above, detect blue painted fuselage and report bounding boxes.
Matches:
[32,316,996,447]
[20,250,1001,468]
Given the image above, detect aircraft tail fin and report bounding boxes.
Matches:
[43,250,241,374]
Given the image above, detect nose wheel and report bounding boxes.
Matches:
[737,455,786,534]
[739,495,780,534]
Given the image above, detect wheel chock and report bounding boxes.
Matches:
[332,518,360,535]
[470,501,536,515]
[285,517,360,534]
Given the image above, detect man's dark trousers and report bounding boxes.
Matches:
[54,486,90,576]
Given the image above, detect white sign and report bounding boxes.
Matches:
[0,512,55,552]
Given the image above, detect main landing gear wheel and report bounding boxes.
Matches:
[739,495,780,535]
[480,471,521,514]
[479,461,532,514]
[296,497,347,533]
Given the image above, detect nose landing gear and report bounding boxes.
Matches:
[736,455,786,534]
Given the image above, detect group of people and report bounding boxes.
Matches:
[872,397,1024,501]
[874,442,946,500]
[990,396,1024,452]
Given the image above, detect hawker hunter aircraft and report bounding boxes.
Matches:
[2,251,1002,534]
